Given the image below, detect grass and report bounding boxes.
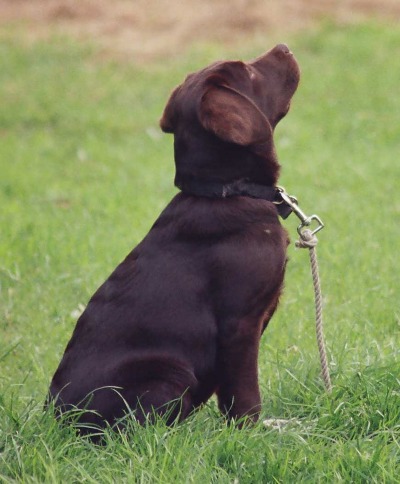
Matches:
[1,21,400,482]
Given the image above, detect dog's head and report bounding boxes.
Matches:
[160,44,300,187]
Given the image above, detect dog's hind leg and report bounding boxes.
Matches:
[124,379,194,425]
[109,354,198,426]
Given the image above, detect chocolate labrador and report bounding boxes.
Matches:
[48,44,300,432]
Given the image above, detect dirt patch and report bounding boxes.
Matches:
[1,0,399,62]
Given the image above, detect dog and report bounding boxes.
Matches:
[48,44,300,433]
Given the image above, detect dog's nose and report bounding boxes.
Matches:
[273,43,292,55]
[250,43,295,69]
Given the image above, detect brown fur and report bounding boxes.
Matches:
[48,44,300,432]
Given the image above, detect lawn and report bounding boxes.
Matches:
[1,21,399,482]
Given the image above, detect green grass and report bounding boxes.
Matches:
[1,22,400,482]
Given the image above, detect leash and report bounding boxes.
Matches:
[275,187,332,393]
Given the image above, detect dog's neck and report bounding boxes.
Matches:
[173,131,281,190]
[171,130,293,217]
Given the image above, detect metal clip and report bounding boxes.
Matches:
[275,186,324,237]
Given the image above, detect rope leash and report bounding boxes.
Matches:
[295,230,332,393]
[275,187,332,393]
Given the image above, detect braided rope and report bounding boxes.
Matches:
[296,229,332,393]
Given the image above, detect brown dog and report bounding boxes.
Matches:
[48,44,300,432]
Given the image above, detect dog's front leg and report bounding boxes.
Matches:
[216,324,262,424]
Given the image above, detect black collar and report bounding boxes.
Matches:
[175,178,293,219]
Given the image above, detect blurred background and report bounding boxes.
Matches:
[1,0,399,62]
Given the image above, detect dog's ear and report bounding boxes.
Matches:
[160,86,181,133]
[198,84,272,146]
